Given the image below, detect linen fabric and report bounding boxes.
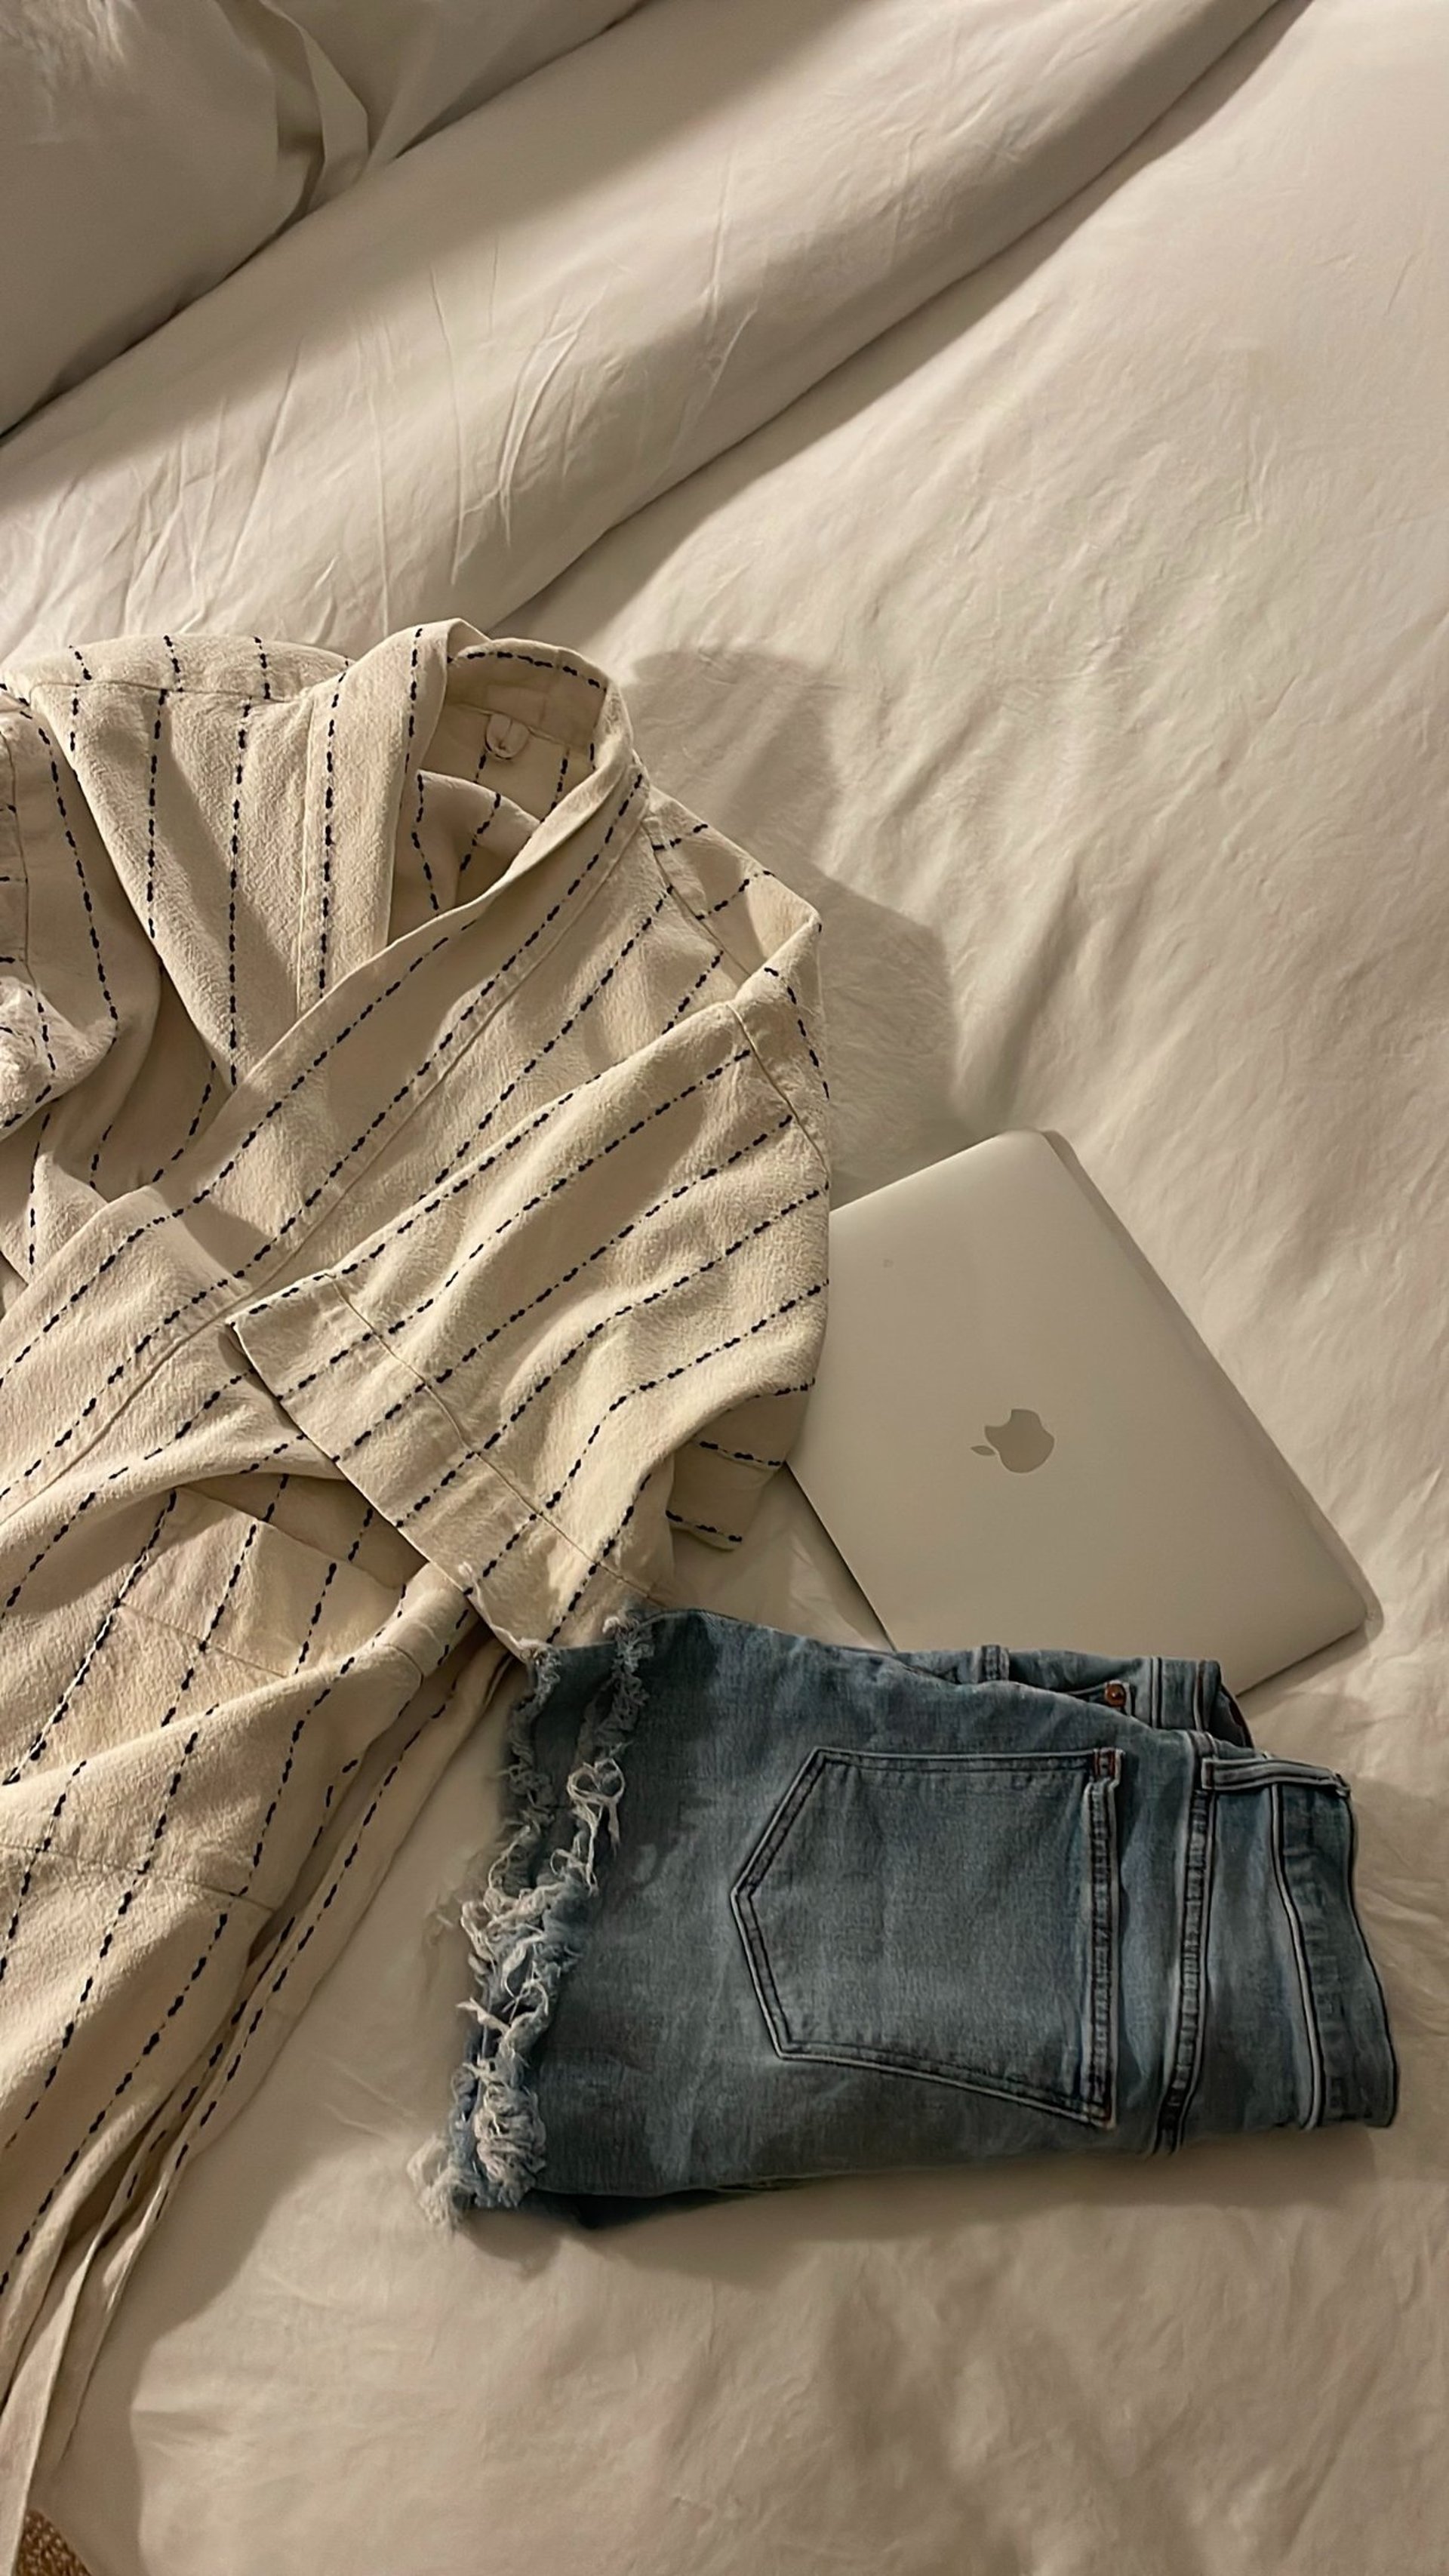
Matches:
[0,623,828,2524]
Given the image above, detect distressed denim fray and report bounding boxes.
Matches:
[430,1611,1396,2224]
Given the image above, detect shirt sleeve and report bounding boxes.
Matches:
[230,995,829,1657]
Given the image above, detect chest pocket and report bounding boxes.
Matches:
[73,1489,414,1897]
[731,1745,1121,2128]
[122,1488,403,1682]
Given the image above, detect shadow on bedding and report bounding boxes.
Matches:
[621,648,968,1206]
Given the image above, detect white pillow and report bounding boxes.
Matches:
[269,0,647,167]
[0,0,346,435]
[0,0,642,438]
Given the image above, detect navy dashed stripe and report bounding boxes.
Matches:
[143,1066,217,1185]
[283,1113,791,1401]
[472,1190,824,1448]
[406,629,423,740]
[226,702,252,1082]
[761,961,828,1098]
[145,688,168,940]
[2,1377,249,1615]
[537,1288,824,1525]
[664,950,722,1027]
[2,1491,178,1784]
[291,1561,338,1673]
[650,845,755,919]
[394,1448,491,1532]
[158,1510,272,1723]
[460,789,503,872]
[666,1510,744,1545]
[475,1507,540,1584]
[0,770,646,1409]
[0,1511,272,2153]
[411,766,441,915]
[541,1493,643,1646]
[649,821,712,855]
[696,1438,787,1470]
[454,648,604,690]
[331,925,729,1288]
[162,1689,453,2190]
[0,1758,86,1990]
[318,680,343,996]
[329,1187,820,1467]
[26,1116,45,1271]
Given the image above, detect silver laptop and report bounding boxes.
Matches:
[788,1130,1365,1692]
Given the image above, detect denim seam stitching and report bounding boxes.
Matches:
[1155,1756,1212,2150]
[738,2036,1108,2127]
[1177,1784,1217,2146]
[1269,1780,1325,2128]
[730,1748,827,2049]
[1084,1762,1119,2122]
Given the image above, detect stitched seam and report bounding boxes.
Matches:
[0,1841,260,1902]
[735,1747,1114,2125]
[13,674,334,705]
[725,999,830,1183]
[2,1491,178,1783]
[472,1190,824,1447]
[643,814,763,984]
[666,1510,743,1543]
[1157,1765,1214,2150]
[1,1514,273,2153]
[0,775,650,1507]
[292,1276,643,1587]
[0,1760,86,1988]
[285,1113,794,1396]
[113,1599,304,1682]
[1270,1781,1325,2127]
[332,1040,753,1290]
[0,766,645,1378]
[317,679,343,996]
[0,1663,454,2301]
[695,1439,787,1470]
[757,2036,1103,2122]
[1084,1759,1118,2121]
[536,1285,824,1522]
[0,722,57,1102]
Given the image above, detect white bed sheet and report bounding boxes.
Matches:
[38,1,1449,2569]
[0,0,1273,667]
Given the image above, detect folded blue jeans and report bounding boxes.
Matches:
[441,1612,1396,2222]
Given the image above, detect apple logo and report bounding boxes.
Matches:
[972,1408,1055,1473]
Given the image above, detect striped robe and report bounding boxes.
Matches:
[0,622,829,2525]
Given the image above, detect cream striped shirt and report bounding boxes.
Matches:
[0,623,828,2526]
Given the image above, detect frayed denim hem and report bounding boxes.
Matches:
[411,1615,653,2224]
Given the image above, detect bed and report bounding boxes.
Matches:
[5,0,1448,2566]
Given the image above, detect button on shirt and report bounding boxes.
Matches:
[0,623,829,2507]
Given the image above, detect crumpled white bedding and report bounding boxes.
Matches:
[0,0,1273,665]
[26,0,1449,2568]
[0,0,643,437]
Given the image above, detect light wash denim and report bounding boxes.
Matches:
[440,1611,1396,2223]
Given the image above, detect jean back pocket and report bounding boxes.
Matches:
[731,1747,1120,2126]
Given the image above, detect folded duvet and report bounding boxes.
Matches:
[0,0,1277,662]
